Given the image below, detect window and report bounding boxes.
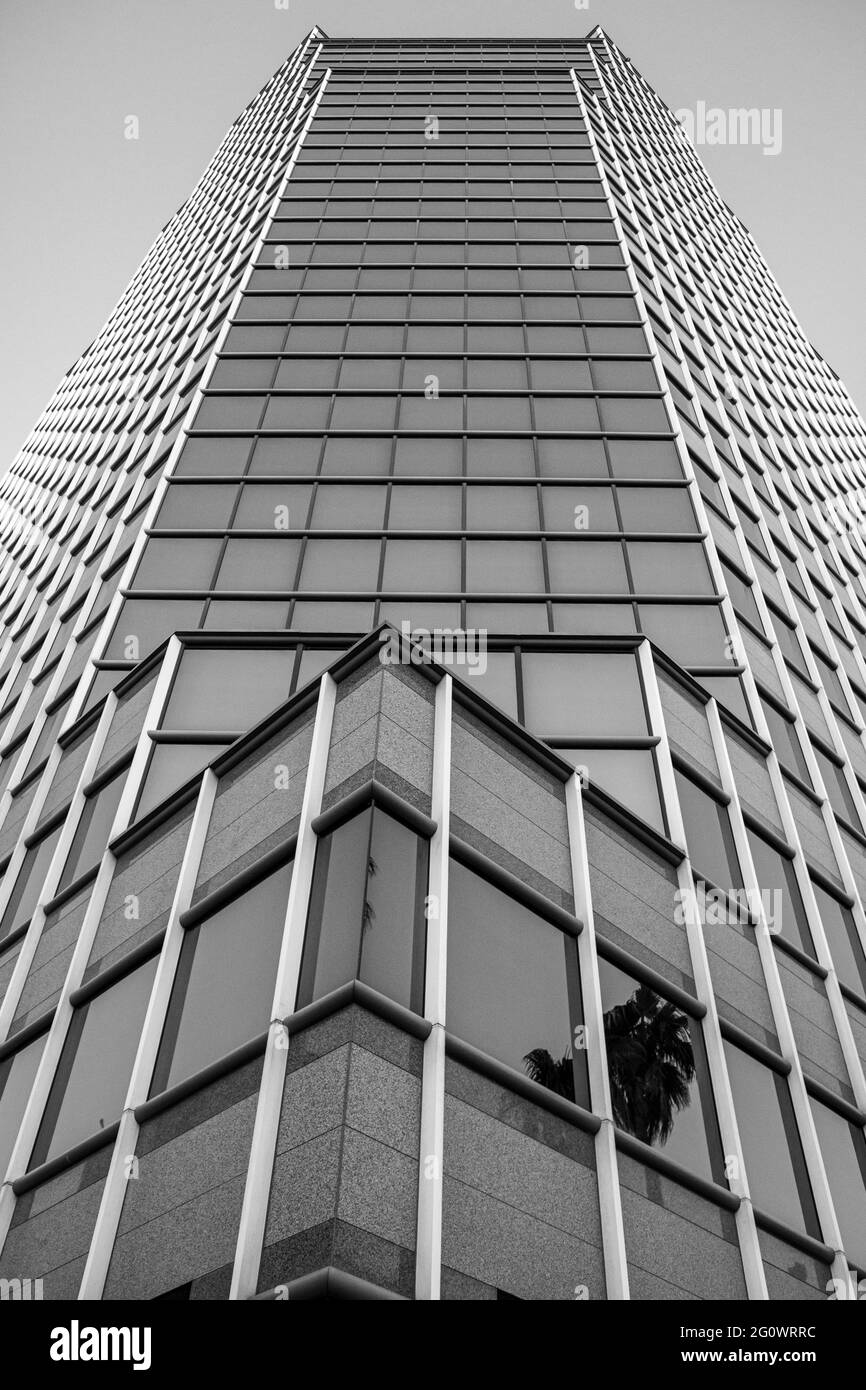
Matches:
[560,747,663,831]
[447,858,587,1105]
[30,955,158,1167]
[598,957,720,1180]
[637,603,729,668]
[628,542,714,596]
[136,743,223,821]
[761,699,810,784]
[724,1041,820,1237]
[297,808,427,1012]
[0,1031,46,1176]
[547,541,630,594]
[811,1097,866,1269]
[132,539,221,592]
[745,827,813,956]
[58,765,128,890]
[215,539,301,591]
[382,539,461,592]
[162,648,294,732]
[298,539,381,591]
[155,485,237,530]
[522,651,648,739]
[465,540,543,593]
[811,880,866,997]
[674,769,742,891]
[813,745,862,830]
[152,859,294,1094]
[106,599,204,661]
[0,823,64,941]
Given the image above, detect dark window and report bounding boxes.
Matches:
[152,859,294,1094]
[724,1041,820,1238]
[30,955,158,1167]
[745,827,814,956]
[0,1031,46,1176]
[598,957,720,1181]
[298,808,427,1012]
[446,858,587,1105]
[811,1097,866,1269]
[58,766,128,890]
[0,823,64,941]
[674,769,742,890]
[811,880,866,997]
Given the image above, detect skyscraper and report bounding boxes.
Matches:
[0,25,865,1302]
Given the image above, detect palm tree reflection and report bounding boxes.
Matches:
[524,984,697,1149]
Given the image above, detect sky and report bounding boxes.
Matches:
[1,0,864,470]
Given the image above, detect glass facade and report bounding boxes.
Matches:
[0,27,865,1301]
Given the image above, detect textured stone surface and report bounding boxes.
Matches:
[442,1176,605,1300]
[13,887,89,1026]
[0,1162,105,1298]
[585,805,693,988]
[786,782,843,885]
[0,937,21,1011]
[95,673,157,774]
[105,1086,258,1298]
[87,807,193,977]
[37,730,93,826]
[726,730,783,834]
[706,919,778,1050]
[759,1230,831,1301]
[445,1060,596,1167]
[620,1177,746,1300]
[776,953,853,1101]
[450,710,572,905]
[0,780,39,862]
[658,674,719,785]
[193,717,313,902]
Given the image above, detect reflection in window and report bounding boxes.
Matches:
[724,1041,820,1237]
[298,808,427,1012]
[30,955,158,1167]
[599,958,719,1180]
[522,650,648,739]
[447,859,588,1107]
[152,859,294,1094]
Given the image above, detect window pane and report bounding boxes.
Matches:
[298,808,426,1012]
[154,861,293,1093]
[136,744,222,821]
[637,603,730,668]
[58,767,127,888]
[547,541,629,595]
[0,1032,46,1177]
[34,956,158,1165]
[724,1041,819,1236]
[811,881,866,996]
[298,539,381,591]
[674,769,742,890]
[465,541,544,593]
[745,828,813,956]
[599,958,717,1180]
[522,651,647,738]
[163,649,293,731]
[561,747,663,830]
[628,542,714,595]
[447,859,587,1104]
[811,1098,866,1269]
[0,825,63,941]
[382,539,461,591]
